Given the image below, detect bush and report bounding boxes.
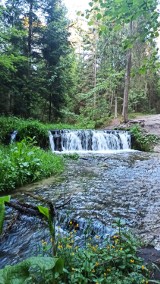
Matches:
[130,125,159,151]
[17,120,49,148]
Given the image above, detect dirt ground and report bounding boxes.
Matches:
[107,114,160,152]
[138,247,160,282]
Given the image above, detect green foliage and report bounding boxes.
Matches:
[0,256,64,284]
[0,139,63,192]
[38,206,50,219]
[54,220,149,283]
[0,195,10,234]
[130,125,159,151]
[17,120,49,148]
[62,153,79,160]
[0,219,150,283]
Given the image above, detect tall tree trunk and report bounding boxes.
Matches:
[122,21,132,123]
[28,1,33,57]
[93,51,97,109]
[114,94,118,118]
[49,93,52,121]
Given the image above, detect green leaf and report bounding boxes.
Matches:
[54,258,64,273]
[88,20,94,26]
[0,257,61,284]
[89,2,93,7]
[96,13,102,20]
[26,256,58,270]
[0,195,11,203]
[37,205,49,219]
[0,203,5,235]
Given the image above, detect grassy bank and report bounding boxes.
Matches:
[0,139,64,193]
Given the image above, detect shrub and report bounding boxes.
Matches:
[130,125,159,151]
[17,120,49,148]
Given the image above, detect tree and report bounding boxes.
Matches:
[86,0,160,122]
[41,0,71,121]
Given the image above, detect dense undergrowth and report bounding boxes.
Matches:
[0,139,63,193]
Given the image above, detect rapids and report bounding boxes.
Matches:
[1,151,160,268]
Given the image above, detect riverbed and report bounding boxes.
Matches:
[1,151,160,268]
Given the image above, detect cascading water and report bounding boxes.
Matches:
[49,130,131,152]
[10,130,17,143]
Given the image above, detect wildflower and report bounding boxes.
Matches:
[58,245,63,249]
[66,244,72,249]
[72,268,75,271]
[69,221,72,225]
[95,262,99,266]
[92,269,95,273]
[120,248,123,250]
[107,268,111,272]
[113,235,119,239]
[104,273,107,277]
[95,235,100,239]
[112,246,115,249]
[75,224,79,228]
[130,259,134,263]
[92,246,97,252]
[141,265,145,270]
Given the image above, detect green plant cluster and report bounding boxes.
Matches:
[55,223,149,284]
[0,139,63,192]
[130,125,159,152]
[0,220,150,284]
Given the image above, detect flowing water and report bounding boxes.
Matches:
[1,131,160,269]
[49,130,131,152]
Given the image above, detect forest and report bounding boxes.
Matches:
[1,0,160,283]
[0,0,159,126]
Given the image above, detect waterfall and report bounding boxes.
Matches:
[49,130,131,152]
[48,131,55,151]
[10,130,17,143]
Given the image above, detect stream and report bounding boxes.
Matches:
[1,150,160,268]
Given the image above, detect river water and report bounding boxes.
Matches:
[1,151,160,268]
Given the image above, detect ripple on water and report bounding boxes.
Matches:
[1,151,160,268]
